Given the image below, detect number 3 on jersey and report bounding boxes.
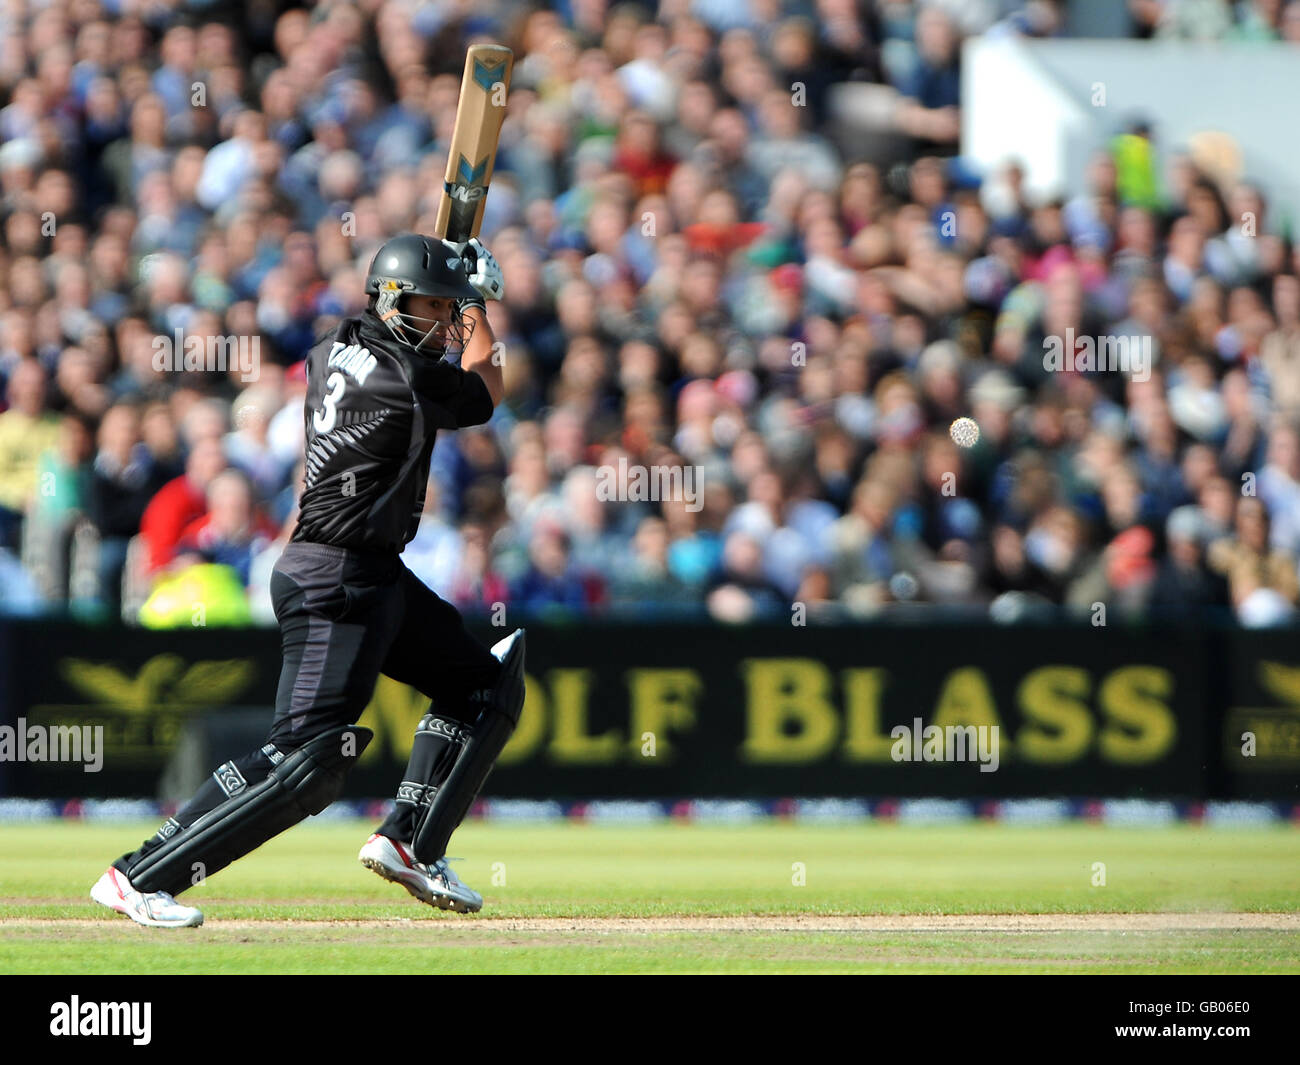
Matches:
[314,372,346,433]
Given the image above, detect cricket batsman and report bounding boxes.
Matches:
[91,233,524,926]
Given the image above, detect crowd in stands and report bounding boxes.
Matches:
[2,0,1300,627]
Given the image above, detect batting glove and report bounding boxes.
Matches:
[445,237,505,302]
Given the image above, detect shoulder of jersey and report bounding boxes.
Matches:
[317,324,399,392]
[346,317,406,366]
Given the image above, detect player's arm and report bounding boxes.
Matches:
[460,305,502,408]
[455,238,505,409]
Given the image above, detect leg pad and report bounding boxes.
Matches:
[411,629,525,863]
[123,725,373,896]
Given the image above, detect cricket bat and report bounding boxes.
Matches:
[434,44,514,243]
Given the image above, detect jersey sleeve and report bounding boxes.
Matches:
[452,368,495,428]
[406,358,494,429]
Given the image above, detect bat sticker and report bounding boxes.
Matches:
[472,57,507,92]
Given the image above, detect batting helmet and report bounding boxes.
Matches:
[364,233,480,355]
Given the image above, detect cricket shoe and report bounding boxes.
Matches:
[358,833,483,913]
[90,866,204,928]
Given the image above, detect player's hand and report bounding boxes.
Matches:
[445,237,504,302]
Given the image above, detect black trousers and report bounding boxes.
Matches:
[115,541,501,879]
[268,542,499,743]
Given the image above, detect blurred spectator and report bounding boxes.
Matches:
[830,477,903,608]
[610,514,693,608]
[139,437,226,573]
[225,383,289,499]
[449,521,509,612]
[893,7,962,147]
[0,361,60,551]
[707,530,788,621]
[1207,496,1300,624]
[403,480,464,601]
[1149,505,1225,612]
[174,468,277,586]
[28,412,94,601]
[0,1,1296,631]
[87,403,163,611]
[511,518,588,612]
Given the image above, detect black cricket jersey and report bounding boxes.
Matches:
[291,311,493,552]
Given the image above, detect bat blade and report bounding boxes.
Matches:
[434,44,514,243]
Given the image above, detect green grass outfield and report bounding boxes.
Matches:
[1,820,1298,973]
